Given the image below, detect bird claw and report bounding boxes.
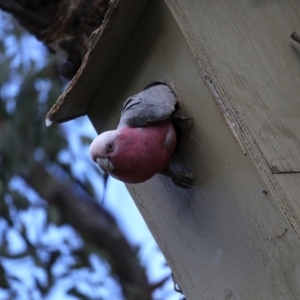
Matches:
[172,112,193,124]
[291,31,300,44]
[171,172,193,189]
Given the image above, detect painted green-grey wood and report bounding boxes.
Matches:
[47,0,150,122]
[165,0,300,174]
[87,1,300,299]
[165,0,300,242]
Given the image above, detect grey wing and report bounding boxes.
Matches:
[118,84,177,128]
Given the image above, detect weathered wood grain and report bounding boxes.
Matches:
[47,0,150,122]
[87,1,300,299]
[165,0,300,245]
[165,0,300,173]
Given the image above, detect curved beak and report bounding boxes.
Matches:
[96,157,114,173]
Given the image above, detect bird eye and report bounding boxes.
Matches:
[105,142,115,153]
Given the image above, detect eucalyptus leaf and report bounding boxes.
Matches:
[67,287,89,300]
[80,135,93,145]
[35,277,48,296]
[47,250,61,269]
[47,205,62,226]
[0,262,9,289]
[10,190,30,210]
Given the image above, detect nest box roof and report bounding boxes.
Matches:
[46,0,150,124]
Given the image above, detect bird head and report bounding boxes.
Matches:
[89,130,118,174]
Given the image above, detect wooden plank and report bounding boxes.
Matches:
[165,0,300,173]
[87,1,300,298]
[46,0,150,123]
[275,173,300,220]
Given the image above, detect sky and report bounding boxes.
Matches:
[62,117,179,300]
[0,11,180,300]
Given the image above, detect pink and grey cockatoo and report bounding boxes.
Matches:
[89,83,193,188]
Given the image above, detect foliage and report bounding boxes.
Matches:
[0,12,124,300]
[0,9,182,300]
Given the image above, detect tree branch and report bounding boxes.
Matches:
[0,0,50,28]
[22,162,153,300]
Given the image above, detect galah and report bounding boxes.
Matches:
[89,83,193,188]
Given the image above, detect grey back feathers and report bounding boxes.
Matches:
[118,84,177,128]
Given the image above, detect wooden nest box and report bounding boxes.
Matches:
[47,0,300,298]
